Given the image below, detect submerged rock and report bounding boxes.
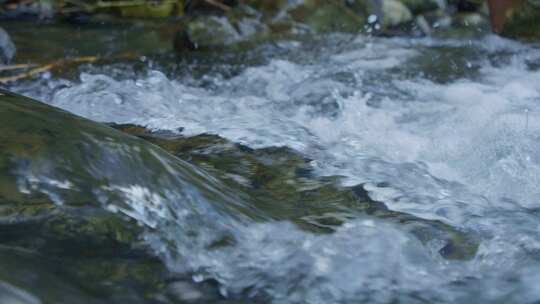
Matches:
[381,0,413,27]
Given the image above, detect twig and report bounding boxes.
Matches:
[0,56,98,83]
[0,64,55,83]
[0,63,38,72]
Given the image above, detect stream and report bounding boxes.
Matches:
[4,22,540,303]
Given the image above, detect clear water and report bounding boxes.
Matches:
[12,33,540,303]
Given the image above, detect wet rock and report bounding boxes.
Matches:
[115,124,480,259]
[236,16,269,36]
[0,27,16,64]
[287,0,366,33]
[0,281,41,304]
[176,16,241,50]
[361,0,414,34]
[0,245,170,304]
[167,281,205,302]
[452,12,488,28]
[493,0,540,41]
[174,4,276,52]
[421,9,453,31]
[165,280,222,303]
[0,90,226,303]
[380,0,414,27]
[0,88,481,303]
[227,5,269,37]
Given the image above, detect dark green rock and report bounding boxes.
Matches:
[0,90,235,303]
[288,0,365,33]
[499,1,540,41]
[0,89,480,303]
[114,124,479,259]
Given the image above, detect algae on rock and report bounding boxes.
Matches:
[0,89,481,303]
[0,90,242,303]
[114,124,480,260]
[499,1,540,41]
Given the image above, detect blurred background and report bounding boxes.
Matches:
[0,0,539,82]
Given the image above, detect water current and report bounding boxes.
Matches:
[11,33,540,303]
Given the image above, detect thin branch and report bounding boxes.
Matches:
[0,63,38,71]
[0,56,98,83]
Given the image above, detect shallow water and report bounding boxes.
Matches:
[9,32,540,303]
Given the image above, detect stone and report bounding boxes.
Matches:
[287,0,366,33]
[116,124,480,259]
[227,5,270,37]
[0,281,41,304]
[186,16,241,49]
[0,88,481,304]
[495,0,540,41]
[0,90,226,303]
[381,0,414,27]
[453,12,488,28]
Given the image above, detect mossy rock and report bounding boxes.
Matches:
[499,1,540,41]
[114,124,480,260]
[380,0,413,27]
[0,90,163,302]
[0,245,171,304]
[288,0,365,33]
[0,89,481,304]
[0,90,239,303]
[186,16,241,48]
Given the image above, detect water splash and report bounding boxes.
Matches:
[11,34,540,302]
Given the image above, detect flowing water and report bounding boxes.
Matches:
[8,32,540,303]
